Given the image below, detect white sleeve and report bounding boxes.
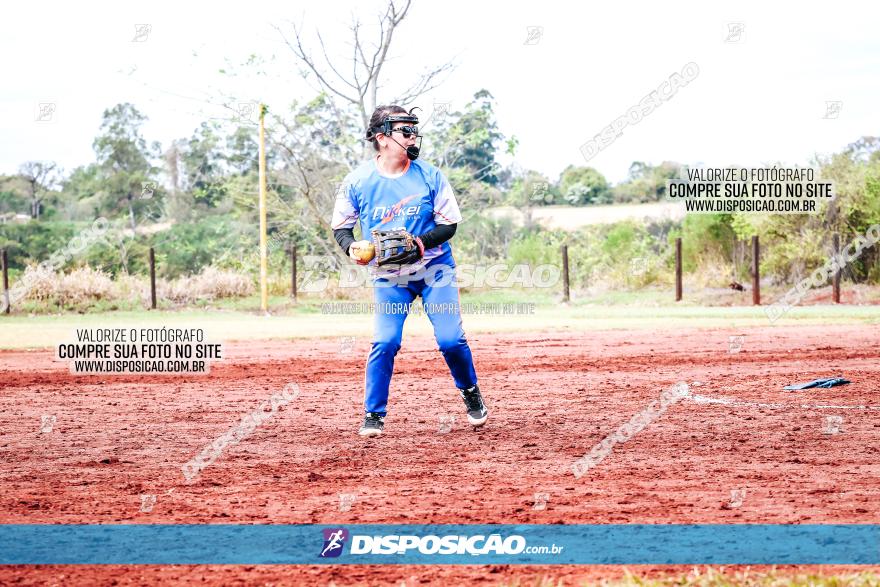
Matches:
[433,172,463,225]
[330,180,359,230]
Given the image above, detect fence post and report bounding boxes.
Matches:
[561,244,570,302]
[832,234,841,303]
[751,236,760,306]
[291,244,298,301]
[149,247,157,310]
[1,249,9,315]
[675,237,682,301]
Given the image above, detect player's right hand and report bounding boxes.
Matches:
[349,240,375,266]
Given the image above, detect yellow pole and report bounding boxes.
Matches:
[258,103,268,313]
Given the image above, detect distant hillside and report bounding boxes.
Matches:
[485,202,685,230]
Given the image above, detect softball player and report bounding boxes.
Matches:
[331,104,488,437]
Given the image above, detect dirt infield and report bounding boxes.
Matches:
[1,323,879,585]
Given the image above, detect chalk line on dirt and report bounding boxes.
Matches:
[686,392,880,411]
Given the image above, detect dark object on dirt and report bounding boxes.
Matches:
[729,281,745,291]
[784,376,851,391]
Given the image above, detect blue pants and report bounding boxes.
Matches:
[364,255,478,416]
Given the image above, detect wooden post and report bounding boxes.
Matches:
[832,234,841,303]
[675,237,682,301]
[751,236,760,306]
[290,243,297,301]
[1,249,9,314]
[561,244,570,302]
[149,247,157,310]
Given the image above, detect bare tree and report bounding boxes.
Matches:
[269,112,353,261]
[274,0,455,129]
[267,0,456,261]
[18,161,60,219]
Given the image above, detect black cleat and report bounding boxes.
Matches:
[459,385,489,427]
[358,412,385,437]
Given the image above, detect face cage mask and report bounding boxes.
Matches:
[366,109,422,161]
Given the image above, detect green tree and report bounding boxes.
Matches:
[628,161,650,181]
[650,161,681,200]
[181,122,228,209]
[429,90,506,186]
[613,161,681,203]
[226,126,260,176]
[18,161,60,219]
[756,136,880,282]
[558,165,611,205]
[0,175,31,217]
[92,103,160,230]
[507,169,556,207]
[59,164,103,220]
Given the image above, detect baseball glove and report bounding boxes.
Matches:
[371,228,425,267]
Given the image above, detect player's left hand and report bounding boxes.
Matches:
[373,229,425,266]
[382,236,424,265]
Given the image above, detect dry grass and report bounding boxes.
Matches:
[19,265,114,306]
[17,265,255,310]
[157,267,254,304]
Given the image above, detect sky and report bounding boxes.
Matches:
[1,0,878,184]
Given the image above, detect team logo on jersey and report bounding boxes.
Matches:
[319,528,349,558]
[374,194,422,225]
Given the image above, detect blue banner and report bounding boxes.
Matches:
[0,524,877,565]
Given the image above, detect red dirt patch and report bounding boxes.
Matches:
[1,324,879,584]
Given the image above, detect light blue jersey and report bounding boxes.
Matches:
[331,157,462,276]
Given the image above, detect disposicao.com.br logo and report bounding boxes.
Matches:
[319,528,349,557]
[319,528,563,557]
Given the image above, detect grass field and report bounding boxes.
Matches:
[2,292,879,350]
